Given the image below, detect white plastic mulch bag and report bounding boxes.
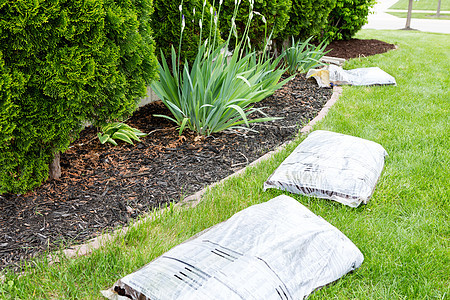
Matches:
[264,130,388,207]
[307,65,396,87]
[102,195,364,300]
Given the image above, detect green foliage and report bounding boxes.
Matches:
[0,0,158,194]
[219,0,292,49]
[151,1,291,136]
[322,0,376,40]
[98,122,147,146]
[2,30,449,300]
[283,37,329,75]
[152,45,288,136]
[280,0,337,42]
[151,0,220,65]
[0,51,20,154]
[0,51,24,193]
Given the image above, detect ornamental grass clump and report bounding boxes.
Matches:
[151,0,291,136]
[283,36,330,75]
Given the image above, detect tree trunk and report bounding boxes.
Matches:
[405,0,414,29]
[436,0,441,17]
[49,152,61,180]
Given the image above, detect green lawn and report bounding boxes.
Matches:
[388,11,450,19]
[389,0,450,11]
[1,29,449,299]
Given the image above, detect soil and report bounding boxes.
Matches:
[0,38,396,271]
[324,38,396,60]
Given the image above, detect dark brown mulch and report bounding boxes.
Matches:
[324,38,396,60]
[0,38,396,271]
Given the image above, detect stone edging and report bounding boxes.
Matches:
[179,85,343,208]
[44,85,343,263]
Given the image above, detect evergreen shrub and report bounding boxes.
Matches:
[280,0,336,42]
[151,0,219,65]
[322,0,376,40]
[0,0,158,194]
[219,0,292,49]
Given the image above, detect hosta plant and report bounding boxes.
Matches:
[151,0,291,136]
[97,123,147,146]
[283,36,330,75]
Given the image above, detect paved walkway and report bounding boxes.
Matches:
[363,0,450,34]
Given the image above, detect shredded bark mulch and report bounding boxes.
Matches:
[325,38,396,60]
[0,38,396,271]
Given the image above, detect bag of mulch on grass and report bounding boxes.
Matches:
[307,65,396,87]
[101,195,364,300]
[264,130,388,207]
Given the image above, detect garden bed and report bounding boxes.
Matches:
[0,38,396,271]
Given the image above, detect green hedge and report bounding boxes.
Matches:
[0,52,22,192]
[280,0,337,42]
[151,0,220,65]
[219,0,292,49]
[322,0,376,40]
[0,0,158,194]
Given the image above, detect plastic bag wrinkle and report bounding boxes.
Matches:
[307,65,397,87]
[264,130,388,207]
[102,195,364,299]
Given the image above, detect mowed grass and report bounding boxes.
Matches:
[388,12,450,19]
[1,29,449,299]
[307,29,450,299]
[389,0,450,11]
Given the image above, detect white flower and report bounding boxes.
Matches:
[219,0,223,5]
[199,19,202,28]
[182,15,185,31]
[210,6,213,15]
[252,12,266,24]
[203,0,207,7]
[231,18,237,38]
[179,4,182,12]
[214,15,218,25]
[193,7,195,14]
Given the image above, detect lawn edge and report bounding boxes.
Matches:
[43,85,343,264]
